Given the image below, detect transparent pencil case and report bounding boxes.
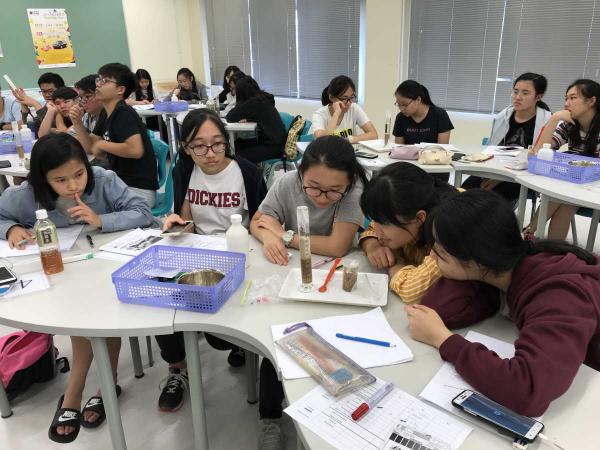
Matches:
[275,322,375,396]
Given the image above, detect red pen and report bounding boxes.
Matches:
[351,381,394,420]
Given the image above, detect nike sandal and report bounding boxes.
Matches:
[81,384,122,429]
[48,395,82,443]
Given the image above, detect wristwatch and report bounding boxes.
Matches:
[282,230,295,247]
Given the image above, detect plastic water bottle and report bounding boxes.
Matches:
[226,214,249,262]
[20,125,33,153]
[537,143,554,161]
[34,209,64,275]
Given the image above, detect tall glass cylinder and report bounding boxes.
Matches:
[297,205,313,292]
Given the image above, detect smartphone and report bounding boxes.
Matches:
[160,221,194,237]
[451,152,466,161]
[452,390,544,442]
[355,151,378,159]
[0,160,11,168]
[0,267,18,286]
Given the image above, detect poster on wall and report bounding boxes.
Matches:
[27,8,76,68]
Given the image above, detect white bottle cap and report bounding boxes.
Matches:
[35,209,48,220]
[230,214,242,224]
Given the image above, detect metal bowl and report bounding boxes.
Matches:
[176,269,225,287]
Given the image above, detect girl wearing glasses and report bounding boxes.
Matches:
[360,162,458,303]
[156,109,266,412]
[163,109,266,235]
[311,75,377,143]
[250,135,367,265]
[393,80,453,146]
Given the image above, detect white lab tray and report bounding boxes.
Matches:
[278,268,389,307]
[360,139,394,153]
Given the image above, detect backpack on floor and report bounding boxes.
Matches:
[0,331,70,401]
[283,115,306,161]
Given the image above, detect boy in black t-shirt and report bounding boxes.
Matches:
[70,63,158,207]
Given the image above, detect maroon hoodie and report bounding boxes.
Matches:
[422,252,600,417]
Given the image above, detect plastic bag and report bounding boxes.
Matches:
[275,323,375,396]
[241,275,286,305]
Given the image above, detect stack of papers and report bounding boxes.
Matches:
[0,225,83,258]
[97,228,227,261]
[285,378,472,450]
[272,307,413,379]
[132,104,154,111]
[483,145,523,157]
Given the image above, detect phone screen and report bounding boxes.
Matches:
[0,267,17,285]
[455,391,543,440]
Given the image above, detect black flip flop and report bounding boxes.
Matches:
[81,385,122,429]
[48,395,82,444]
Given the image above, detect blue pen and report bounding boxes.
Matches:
[335,333,396,348]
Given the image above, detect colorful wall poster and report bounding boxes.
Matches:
[27,8,76,68]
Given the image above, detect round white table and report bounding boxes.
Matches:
[0,230,176,450]
[173,238,600,450]
[516,174,600,249]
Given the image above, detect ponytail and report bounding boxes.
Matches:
[527,240,596,264]
[395,80,434,106]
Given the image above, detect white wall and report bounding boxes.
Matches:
[122,0,494,146]
[121,0,208,85]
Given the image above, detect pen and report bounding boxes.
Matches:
[86,234,94,248]
[63,252,94,264]
[312,256,334,268]
[335,333,396,348]
[16,238,34,246]
[351,382,394,420]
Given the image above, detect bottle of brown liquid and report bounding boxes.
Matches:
[34,209,64,275]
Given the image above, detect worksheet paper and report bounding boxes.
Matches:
[272,307,413,380]
[3,271,50,298]
[0,225,83,258]
[285,378,472,450]
[419,331,515,414]
[99,228,226,257]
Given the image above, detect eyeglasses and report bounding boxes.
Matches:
[40,88,56,96]
[185,141,228,156]
[302,185,348,201]
[337,95,356,104]
[95,76,116,86]
[79,93,95,103]
[395,99,414,109]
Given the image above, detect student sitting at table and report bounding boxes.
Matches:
[524,79,600,240]
[127,69,157,106]
[310,75,377,143]
[154,109,266,411]
[359,162,458,303]
[73,75,104,134]
[225,74,287,164]
[168,67,208,102]
[11,72,65,135]
[250,135,367,448]
[406,189,600,416]
[37,87,78,137]
[0,80,24,130]
[70,63,158,208]
[462,73,551,202]
[393,80,453,146]
[0,133,153,443]
[218,65,242,114]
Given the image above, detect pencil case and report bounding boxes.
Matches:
[275,323,375,396]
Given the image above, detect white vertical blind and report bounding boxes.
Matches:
[205,0,361,99]
[409,0,600,113]
[296,0,361,100]
[249,0,297,97]
[205,0,252,86]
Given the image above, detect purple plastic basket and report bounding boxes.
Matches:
[154,101,189,113]
[528,153,600,184]
[111,245,245,313]
[0,139,34,155]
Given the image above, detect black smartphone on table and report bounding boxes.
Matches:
[452,390,544,443]
[355,151,378,159]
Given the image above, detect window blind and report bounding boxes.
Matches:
[409,0,600,113]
